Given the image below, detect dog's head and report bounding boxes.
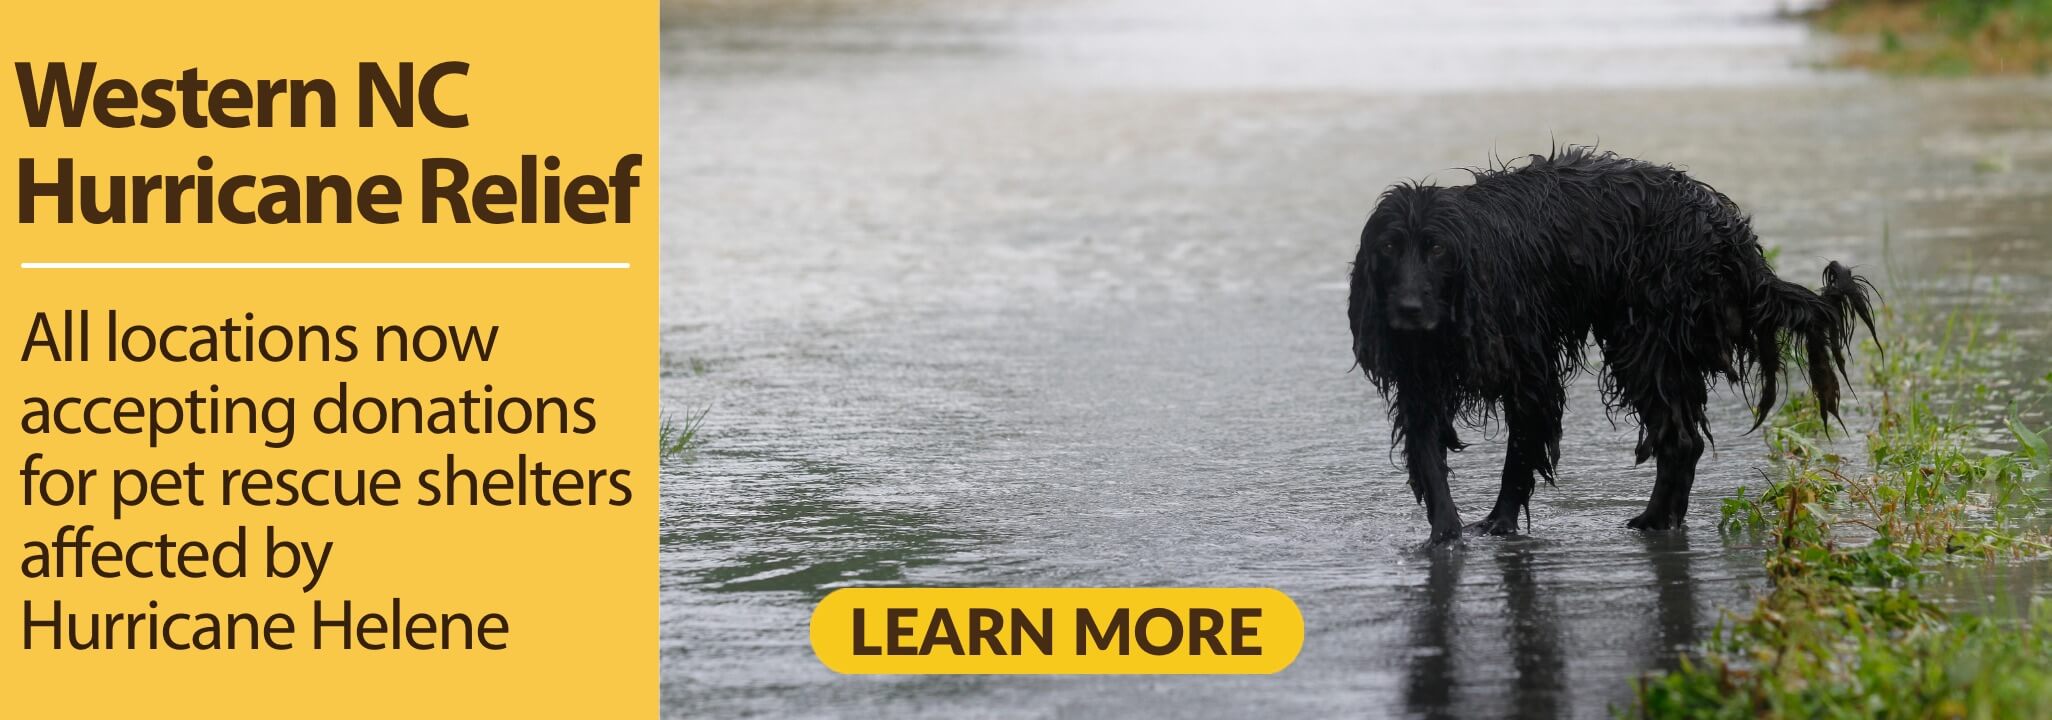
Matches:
[1356,184,1464,333]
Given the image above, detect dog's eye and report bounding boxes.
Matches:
[1428,244,1446,258]
[1380,242,1398,256]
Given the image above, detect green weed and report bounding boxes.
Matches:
[661,406,710,461]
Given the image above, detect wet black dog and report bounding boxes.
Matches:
[1347,147,1876,545]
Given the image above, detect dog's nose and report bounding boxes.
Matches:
[1395,297,1425,316]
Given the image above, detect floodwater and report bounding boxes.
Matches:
[660,1,2052,717]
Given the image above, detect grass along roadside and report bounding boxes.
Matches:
[1629,281,2052,717]
[1813,0,2052,75]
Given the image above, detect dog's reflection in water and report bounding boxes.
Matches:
[1401,549,1463,717]
[1640,532,1702,676]
[1399,537,1701,719]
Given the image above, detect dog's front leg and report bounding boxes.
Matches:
[1404,420,1462,545]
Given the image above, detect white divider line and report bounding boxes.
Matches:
[21,262,631,270]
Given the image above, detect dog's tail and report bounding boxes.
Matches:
[1747,261,1879,432]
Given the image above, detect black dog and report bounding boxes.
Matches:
[1347,147,1876,545]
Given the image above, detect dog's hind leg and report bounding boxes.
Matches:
[1627,424,1704,531]
[1606,345,1712,531]
[1624,385,1709,531]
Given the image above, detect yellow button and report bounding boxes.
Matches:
[809,587,1302,674]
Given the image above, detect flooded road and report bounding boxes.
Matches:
[661,1,2052,716]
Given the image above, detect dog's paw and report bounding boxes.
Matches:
[1419,525,1465,550]
[1625,512,1683,531]
[1464,515,1519,537]
[1415,537,1463,554]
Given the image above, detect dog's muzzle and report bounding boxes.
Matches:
[1389,303,1438,331]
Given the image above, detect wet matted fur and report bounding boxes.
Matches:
[1347,147,1876,545]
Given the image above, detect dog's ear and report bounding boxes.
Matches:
[1447,251,1505,382]
[1448,272,1463,328]
[1446,249,1473,333]
[1347,258,1384,382]
[1348,236,1393,389]
[1452,268,1469,336]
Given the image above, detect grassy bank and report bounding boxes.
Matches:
[1629,277,2052,717]
[1815,0,2052,74]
